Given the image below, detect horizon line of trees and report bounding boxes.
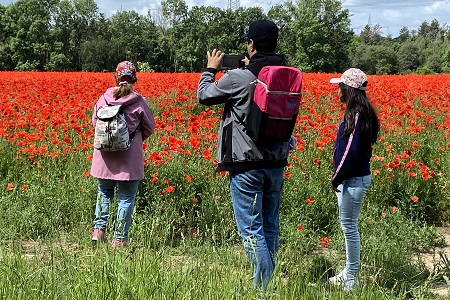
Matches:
[1,0,449,74]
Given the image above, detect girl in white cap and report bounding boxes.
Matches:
[328,68,380,290]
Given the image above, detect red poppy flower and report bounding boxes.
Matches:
[305,198,314,205]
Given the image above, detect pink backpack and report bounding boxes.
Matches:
[246,66,303,143]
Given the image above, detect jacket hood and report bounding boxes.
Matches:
[101,87,142,106]
[246,53,284,77]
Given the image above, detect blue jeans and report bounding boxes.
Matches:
[230,168,284,290]
[337,175,371,275]
[93,179,140,241]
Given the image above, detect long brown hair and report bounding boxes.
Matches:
[339,82,379,144]
[113,75,136,99]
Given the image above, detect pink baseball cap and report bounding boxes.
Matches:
[330,68,368,90]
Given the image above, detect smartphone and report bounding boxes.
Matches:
[222,54,245,69]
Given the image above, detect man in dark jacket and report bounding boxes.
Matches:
[197,20,293,290]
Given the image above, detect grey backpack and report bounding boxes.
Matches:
[93,98,135,151]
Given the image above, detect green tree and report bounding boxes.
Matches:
[161,0,188,28]
[107,11,158,65]
[424,53,443,73]
[373,45,398,74]
[80,39,113,71]
[423,40,444,73]
[360,24,384,45]
[0,0,448,73]
[351,44,375,74]
[290,0,353,72]
[397,43,420,73]
[6,0,57,71]
[429,19,441,40]
[396,26,411,43]
[268,2,297,66]
[72,0,101,70]
[46,42,72,71]
[397,42,420,73]
[160,0,188,71]
[418,20,431,39]
[176,6,225,72]
[79,15,114,71]
[47,0,77,70]
[352,44,398,74]
[443,41,450,72]
[413,33,447,73]
[0,4,13,70]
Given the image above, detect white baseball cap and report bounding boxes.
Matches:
[330,68,368,90]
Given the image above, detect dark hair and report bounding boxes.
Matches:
[252,36,277,53]
[339,83,379,144]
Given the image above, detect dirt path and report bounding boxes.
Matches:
[421,227,450,298]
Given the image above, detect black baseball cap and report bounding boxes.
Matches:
[241,19,279,44]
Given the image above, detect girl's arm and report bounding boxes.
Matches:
[332,115,361,188]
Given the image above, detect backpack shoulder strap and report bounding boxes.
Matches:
[103,95,110,106]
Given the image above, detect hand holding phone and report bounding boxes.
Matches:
[207,49,225,70]
[222,54,246,69]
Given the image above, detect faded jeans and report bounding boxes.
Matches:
[230,168,284,290]
[93,179,139,241]
[337,175,371,275]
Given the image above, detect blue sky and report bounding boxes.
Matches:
[1,0,449,36]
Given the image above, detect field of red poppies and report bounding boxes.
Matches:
[1,71,450,298]
[3,73,449,161]
[1,71,450,233]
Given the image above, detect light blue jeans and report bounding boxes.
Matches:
[93,179,140,241]
[230,168,284,290]
[337,175,371,275]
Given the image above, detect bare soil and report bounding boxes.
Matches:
[420,227,450,298]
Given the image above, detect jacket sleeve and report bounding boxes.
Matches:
[331,117,362,188]
[197,70,238,106]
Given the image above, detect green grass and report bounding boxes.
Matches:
[1,95,450,299]
[0,233,443,300]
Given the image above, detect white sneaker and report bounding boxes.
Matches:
[329,270,357,291]
[329,269,345,285]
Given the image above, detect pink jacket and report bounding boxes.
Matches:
[90,87,155,181]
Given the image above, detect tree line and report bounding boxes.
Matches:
[1,0,449,74]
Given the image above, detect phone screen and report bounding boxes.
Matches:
[222,54,245,69]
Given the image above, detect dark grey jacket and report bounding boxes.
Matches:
[197,53,291,173]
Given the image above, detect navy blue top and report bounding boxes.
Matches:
[332,114,375,188]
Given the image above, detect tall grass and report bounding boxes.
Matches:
[1,73,450,299]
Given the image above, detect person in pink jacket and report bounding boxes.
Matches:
[90,61,155,247]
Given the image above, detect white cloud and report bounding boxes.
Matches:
[425,1,448,12]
